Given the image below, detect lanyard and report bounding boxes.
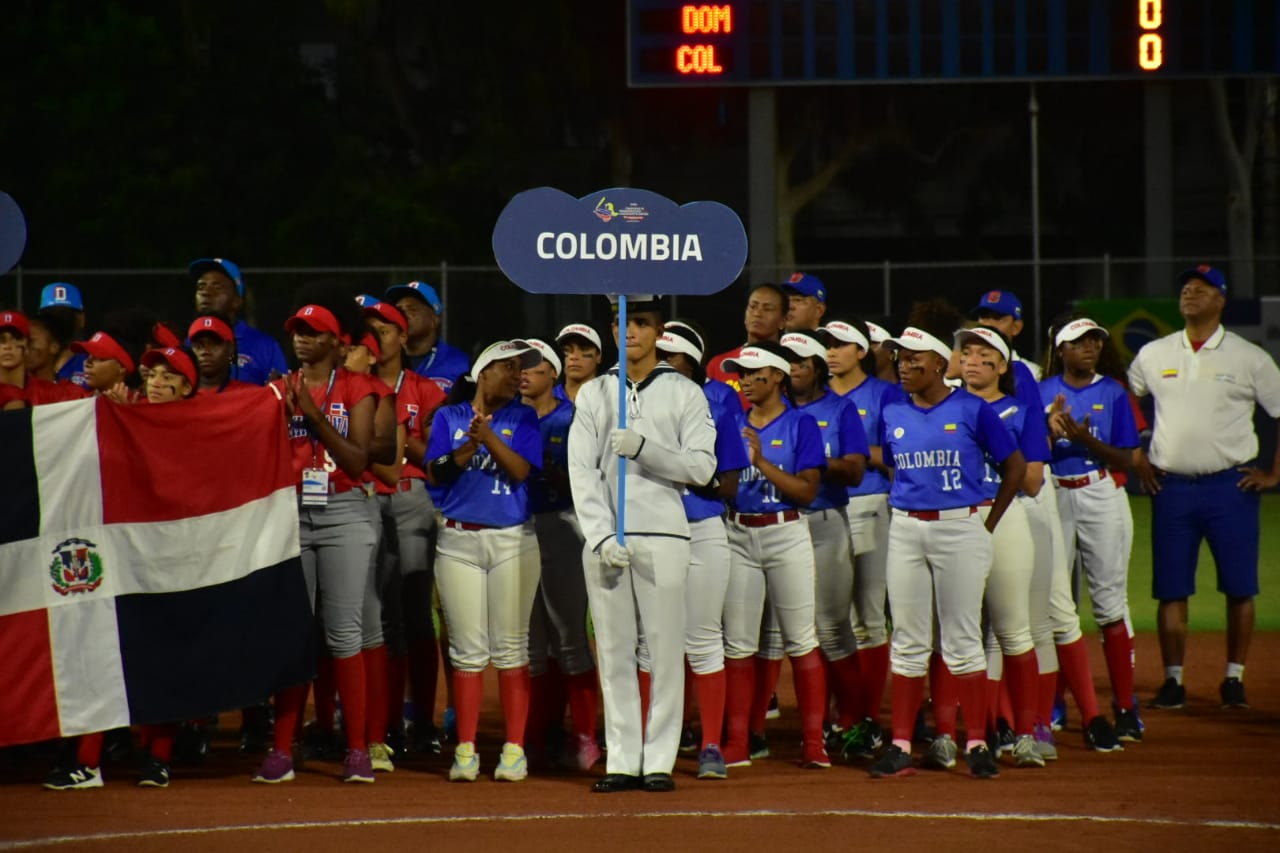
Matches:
[394,369,406,394]
[305,369,337,467]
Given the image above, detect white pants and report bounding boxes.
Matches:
[1040,476,1085,646]
[848,493,891,649]
[1019,488,1065,672]
[979,501,1034,659]
[809,507,858,660]
[723,519,819,660]
[1055,477,1132,626]
[685,516,730,675]
[584,535,689,777]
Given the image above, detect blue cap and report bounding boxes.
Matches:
[354,293,381,308]
[1177,265,1227,295]
[972,290,1023,320]
[39,282,83,311]
[189,258,244,295]
[783,272,826,303]
[384,281,443,314]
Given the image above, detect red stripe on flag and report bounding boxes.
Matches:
[97,389,293,524]
[0,609,60,747]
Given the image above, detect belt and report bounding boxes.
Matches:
[1056,469,1108,490]
[444,518,496,531]
[727,509,801,527]
[296,482,358,496]
[893,500,992,522]
[396,478,418,493]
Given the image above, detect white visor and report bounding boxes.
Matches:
[524,339,562,376]
[953,327,1011,362]
[555,323,602,351]
[468,339,541,381]
[865,321,891,344]
[657,330,703,363]
[883,327,953,362]
[780,332,828,360]
[723,346,793,374]
[1054,318,1109,347]
[820,321,870,353]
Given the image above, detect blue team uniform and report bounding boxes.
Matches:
[979,395,1051,500]
[1011,360,1042,415]
[1037,375,1140,476]
[233,320,289,386]
[733,407,827,514]
[881,388,1018,511]
[407,340,471,394]
[684,379,751,522]
[55,352,90,388]
[798,390,870,510]
[527,397,575,514]
[426,398,542,527]
[838,376,904,498]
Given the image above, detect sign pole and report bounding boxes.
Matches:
[615,293,628,547]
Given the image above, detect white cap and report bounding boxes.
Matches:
[658,321,704,363]
[555,323,602,352]
[524,338,562,376]
[1054,317,1109,347]
[780,331,828,360]
[820,321,870,353]
[865,321,891,344]
[723,346,793,374]
[883,326,953,362]
[468,339,541,382]
[953,326,1011,362]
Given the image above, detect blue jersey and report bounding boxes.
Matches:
[838,375,903,497]
[426,398,542,527]
[1011,360,1042,415]
[55,352,90,389]
[979,395,1050,500]
[407,339,471,396]
[799,390,870,511]
[527,397,575,514]
[233,320,289,386]
[553,384,569,403]
[733,407,827,514]
[684,379,751,522]
[1038,374,1140,476]
[882,388,1018,511]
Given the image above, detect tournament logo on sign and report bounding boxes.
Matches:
[49,538,104,596]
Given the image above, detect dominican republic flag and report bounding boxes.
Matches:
[0,390,313,748]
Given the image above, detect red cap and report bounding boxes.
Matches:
[0,310,30,339]
[187,315,235,343]
[141,347,198,388]
[284,304,341,337]
[72,331,136,374]
[363,301,408,333]
[357,332,382,361]
[152,322,182,350]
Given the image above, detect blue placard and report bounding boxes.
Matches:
[492,187,747,295]
[0,192,27,275]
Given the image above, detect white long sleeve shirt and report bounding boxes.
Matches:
[569,362,717,552]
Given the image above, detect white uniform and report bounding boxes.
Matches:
[569,363,716,778]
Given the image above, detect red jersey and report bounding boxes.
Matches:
[705,346,749,410]
[0,375,91,406]
[197,379,257,395]
[273,368,376,494]
[371,370,446,494]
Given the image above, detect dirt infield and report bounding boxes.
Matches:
[2,632,1277,852]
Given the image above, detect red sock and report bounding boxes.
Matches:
[1038,671,1059,725]
[953,671,989,750]
[77,732,105,767]
[565,670,599,738]
[1003,651,1040,735]
[332,652,367,752]
[790,649,828,750]
[723,657,755,763]
[637,669,652,736]
[1100,623,1136,711]
[999,678,1015,727]
[684,663,695,723]
[143,724,177,763]
[498,666,531,746]
[272,683,308,753]
[929,654,959,739]
[860,643,891,720]
[827,653,866,730]
[750,657,783,733]
[985,678,1002,732]
[407,636,439,727]
[890,673,926,745]
[363,645,389,746]
[386,652,408,734]
[453,670,484,745]
[1056,638,1101,722]
[693,669,726,750]
[314,655,337,732]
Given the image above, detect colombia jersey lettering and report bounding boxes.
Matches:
[426,397,542,527]
[733,407,827,514]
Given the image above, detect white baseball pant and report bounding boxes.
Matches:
[723,519,819,660]
[848,493,891,649]
[1054,476,1132,626]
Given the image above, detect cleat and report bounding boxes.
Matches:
[342,748,375,783]
[1012,734,1045,768]
[868,744,915,778]
[1084,715,1123,753]
[991,718,1015,756]
[493,742,528,782]
[1220,678,1249,709]
[410,722,443,755]
[765,693,781,720]
[1114,708,1143,743]
[748,732,770,760]
[368,742,395,773]
[965,744,999,779]
[1149,677,1186,710]
[1050,694,1067,732]
[697,744,728,779]
[43,764,103,791]
[800,743,831,769]
[137,757,170,788]
[839,717,884,760]
[1033,721,1058,761]
[565,732,602,772]
[449,742,480,782]
[922,733,957,770]
[679,724,699,755]
[251,749,295,783]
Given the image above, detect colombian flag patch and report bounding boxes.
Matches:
[770,439,784,447]
[501,428,513,437]
[1161,369,1178,379]
[858,408,867,416]
[1092,403,1105,411]
[817,420,829,427]
[550,436,563,444]
[943,423,957,433]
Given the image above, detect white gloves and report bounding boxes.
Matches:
[598,538,631,568]
[610,428,645,459]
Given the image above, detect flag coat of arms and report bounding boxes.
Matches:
[0,391,313,748]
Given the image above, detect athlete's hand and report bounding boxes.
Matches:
[610,428,645,459]
[102,381,131,404]
[1058,412,1091,443]
[742,427,762,465]
[292,373,323,421]
[1237,466,1280,492]
[597,538,631,568]
[1132,447,1162,494]
[467,413,494,444]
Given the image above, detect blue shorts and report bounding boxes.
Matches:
[1150,468,1261,601]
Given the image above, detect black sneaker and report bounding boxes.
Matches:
[748,732,769,760]
[173,723,209,765]
[137,756,170,788]
[839,717,884,760]
[679,723,699,755]
[409,722,443,755]
[1084,715,1123,752]
[1114,708,1143,742]
[102,727,136,764]
[1149,677,1186,709]
[43,764,103,790]
[964,744,999,779]
[300,723,342,761]
[765,693,781,721]
[912,705,934,745]
[239,703,273,753]
[1220,678,1249,709]
[991,718,1016,756]
[868,744,915,778]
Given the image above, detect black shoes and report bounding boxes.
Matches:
[1149,677,1186,709]
[1084,715,1123,753]
[1220,677,1249,709]
[643,772,676,792]
[592,773,641,793]
[1114,708,1144,743]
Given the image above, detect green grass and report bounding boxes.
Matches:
[1077,493,1280,633]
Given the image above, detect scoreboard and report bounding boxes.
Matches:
[628,0,1280,87]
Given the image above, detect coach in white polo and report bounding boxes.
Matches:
[1129,264,1280,712]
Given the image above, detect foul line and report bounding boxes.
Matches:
[3,808,1278,849]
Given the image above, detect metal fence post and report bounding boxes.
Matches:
[882,259,891,317]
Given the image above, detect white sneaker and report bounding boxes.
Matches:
[449,742,479,782]
[922,734,957,770]
[493,742,528,782]
[369,742,395,773]
[1013,733,1046,768]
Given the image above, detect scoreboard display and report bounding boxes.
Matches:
[628,0,1280,87]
